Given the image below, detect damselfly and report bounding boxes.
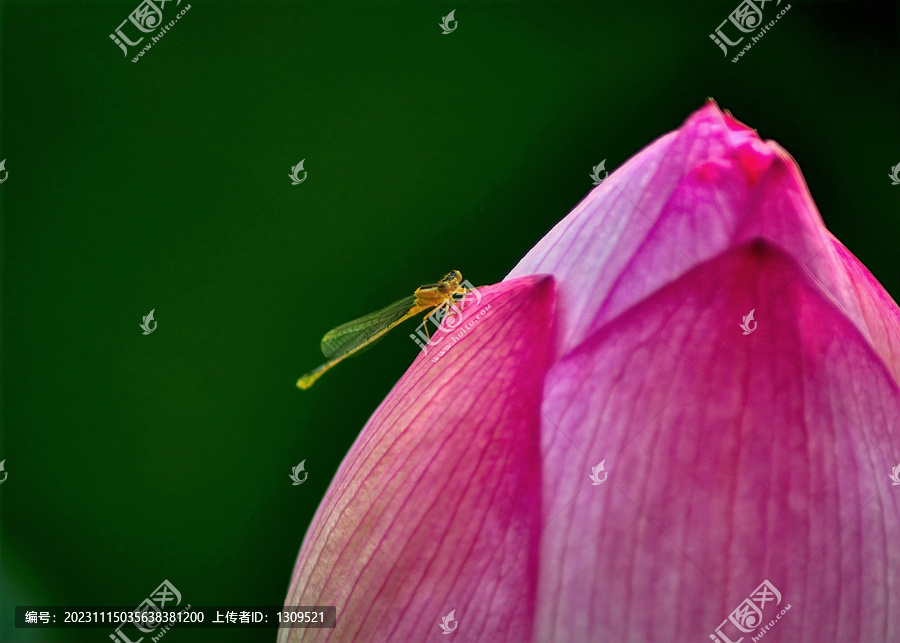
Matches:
[297,270,469,389]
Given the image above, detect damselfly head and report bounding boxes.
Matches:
[434,270,463,294]
[441,270,463,285]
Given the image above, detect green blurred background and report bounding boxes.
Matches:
[0,1,897,641]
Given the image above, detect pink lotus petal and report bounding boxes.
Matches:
[801,240,900,386]
[535,239,900,642]
[506,104,888,367]
[281,276,556,642]
[286,103,900,643]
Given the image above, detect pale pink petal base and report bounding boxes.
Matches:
[282,276,556,642]
[536,240,900,642]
